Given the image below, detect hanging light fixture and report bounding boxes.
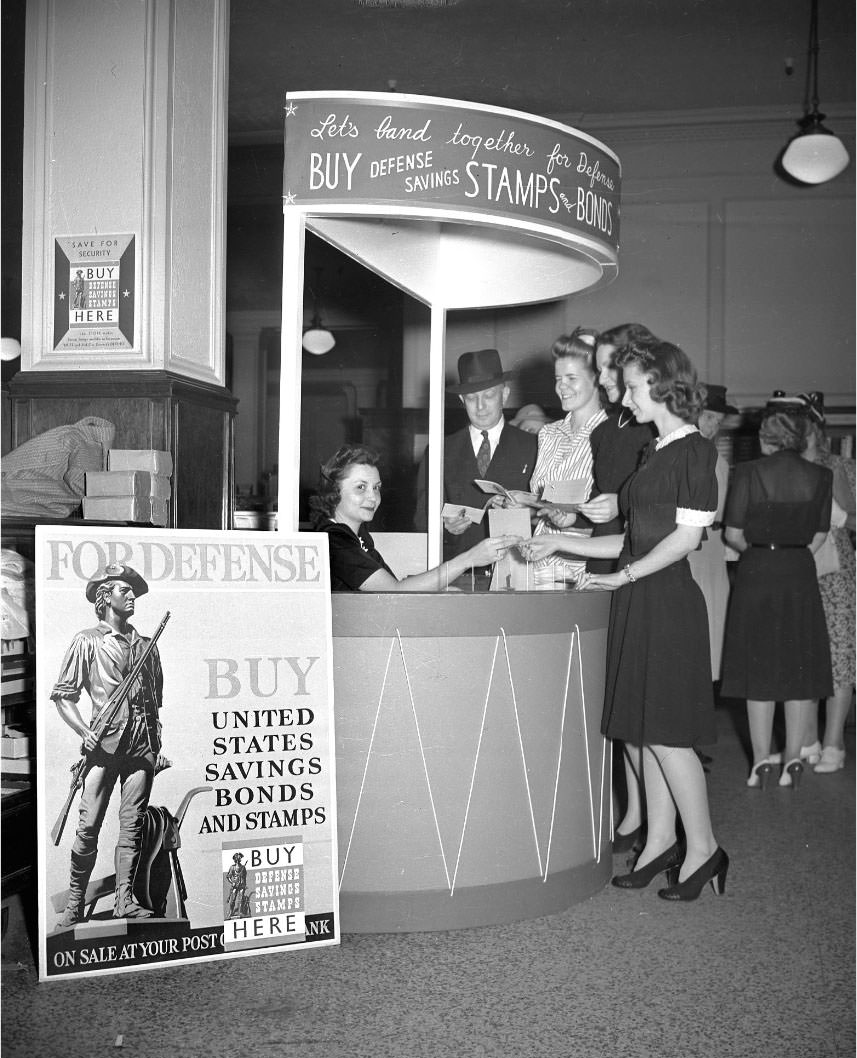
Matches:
[779,0,849,185]
[301,268,335,356]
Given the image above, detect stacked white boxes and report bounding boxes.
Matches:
[82,449,173,525]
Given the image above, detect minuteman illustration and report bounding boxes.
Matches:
[51,562,170,928]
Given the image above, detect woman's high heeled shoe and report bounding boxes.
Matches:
[657,847,729,902]
[778,759,804,789]
[746,759,775,789]
[814,746,846,773]
[612,825,645,855]
[611,843,682,890]
[799,741,822,765]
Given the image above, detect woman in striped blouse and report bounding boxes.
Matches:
[507,328,606,588]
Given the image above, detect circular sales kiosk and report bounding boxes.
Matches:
[279,91,621,931]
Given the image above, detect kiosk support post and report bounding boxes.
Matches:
[278,209,307,530]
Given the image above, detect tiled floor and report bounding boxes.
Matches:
[2,698,854,1058]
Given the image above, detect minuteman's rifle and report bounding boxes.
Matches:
[50,610,171,846]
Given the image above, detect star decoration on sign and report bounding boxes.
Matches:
[58,291,66,300]
[284,102,297,117]
[283,191,297,205]
[122,289,131,297]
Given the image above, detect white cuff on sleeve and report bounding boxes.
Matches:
[676,507,716,527]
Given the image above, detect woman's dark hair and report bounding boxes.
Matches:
[759,410,811,454]
[309,444,382,526]
[615,338,704,422]
[550,326,599,377]
[596,322,658,351]
[595,322,659,404]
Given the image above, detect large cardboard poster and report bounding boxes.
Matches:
[36,527,339,981]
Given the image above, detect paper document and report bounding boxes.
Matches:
[441,502,486,525]
[539,479,589,511]
[473,480,541,507]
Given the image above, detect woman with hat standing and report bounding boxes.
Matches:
[687,383,738,682]
[720,397,834,789]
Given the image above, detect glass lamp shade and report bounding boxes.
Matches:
[301,327,336,356]
[0,337,21,361]
[781,125,850,184]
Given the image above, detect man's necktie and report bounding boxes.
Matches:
[476,430,491,477]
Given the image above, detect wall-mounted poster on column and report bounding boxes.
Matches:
[35,526,339,981]
[53,233,135,352]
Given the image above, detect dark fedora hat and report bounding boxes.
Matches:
[701,383,738,415]
[446,349,513,395]
[85,562,149,602]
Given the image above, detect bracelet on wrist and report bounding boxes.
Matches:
[624,563,637,583]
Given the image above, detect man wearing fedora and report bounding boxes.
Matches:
[51,562,166,928]
[432,348,538,582]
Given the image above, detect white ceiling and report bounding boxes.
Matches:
[228,0,855,140]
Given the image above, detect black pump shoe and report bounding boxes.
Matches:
[657,847,729,902]
[611,843,683,890]
[612,825,645,855]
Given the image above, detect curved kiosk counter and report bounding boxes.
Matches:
[279,91,622,933]
[332,590,611,932]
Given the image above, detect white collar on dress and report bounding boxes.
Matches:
[655,423,698,451]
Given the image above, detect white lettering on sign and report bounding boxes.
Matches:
[373,115,432,142]
[310,113,359,139]
[576,151,615,191]
[445,123,535,162]
[309,152,363,191]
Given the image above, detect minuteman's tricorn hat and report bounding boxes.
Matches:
[446,349,514,395]
[85,562,149,603]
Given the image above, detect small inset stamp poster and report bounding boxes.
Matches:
[53,233,135,352]
[36,526,339,981]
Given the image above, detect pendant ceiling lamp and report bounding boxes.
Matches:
[779,0,849,185]
[301,269,335,356]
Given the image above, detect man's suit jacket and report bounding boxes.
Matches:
[442,423,538,561]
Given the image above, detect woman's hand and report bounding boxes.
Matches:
[577,492,618,524]
[535,505,577,529]
[443,510,472,536]
[576,569,625,592]
[518,536,559,562]
[470,534,521,566]
[499,489,534,509]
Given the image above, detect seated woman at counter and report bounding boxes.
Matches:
[520,337,727,902]
[310,444,521,592]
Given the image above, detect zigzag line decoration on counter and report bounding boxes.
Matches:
[338,623,607,894]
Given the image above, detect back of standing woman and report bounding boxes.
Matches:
[720,397,834,790]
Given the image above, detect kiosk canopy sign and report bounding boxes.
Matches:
[283,92,621,253]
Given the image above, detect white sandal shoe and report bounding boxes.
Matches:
[799,741,822,765]
[814,747,846,773]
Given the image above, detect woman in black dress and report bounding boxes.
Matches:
[521,338,727,902]
[310,444,520,592]
[720,402,833,789]
[581,323,656,854]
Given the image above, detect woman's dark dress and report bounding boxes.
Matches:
[587,409,655,574]
[601,430,718,748]
[320,521,394,592]
[719,449,833,700]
